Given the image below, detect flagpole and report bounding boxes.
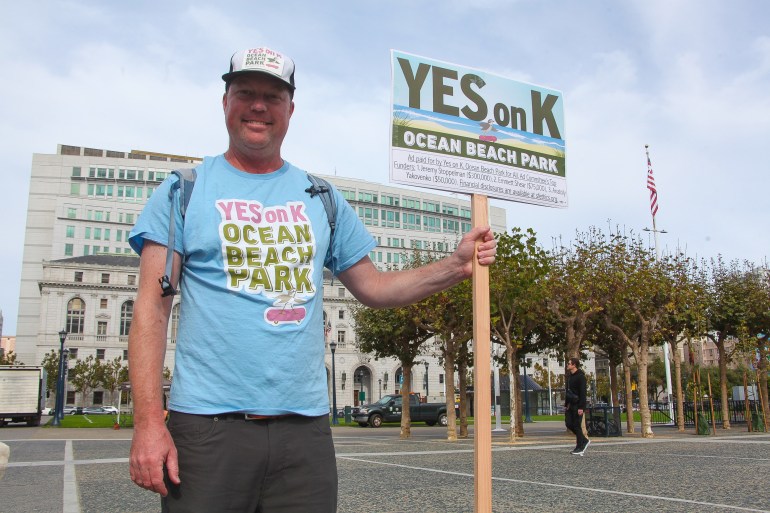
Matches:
[644,144,674,425]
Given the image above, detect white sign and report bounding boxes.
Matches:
[390,50,567,207]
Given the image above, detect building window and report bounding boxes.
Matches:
[337,330,346,347]
[64,244,74,256]
[67,208,77,219]
[123,350,129,361]
[83,245,89,256]
[72,167,82,177]
[96,348,106,360]
[100,298,108,309]
[68,348,78,360]
[70,183,80,196]
[338,288,345,298]
[66,391,76,404]
[74,271,83,282]
[338,310,344,320]
[101,273,110,284]
[120,301,134,336]
[92,391,103,405]
[65,226,75,238]
[66,298,85,334]
[127,274,136,286]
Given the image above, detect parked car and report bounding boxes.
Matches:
[99,406,119,414]
[82,407,111,415]
[63,406,82,415]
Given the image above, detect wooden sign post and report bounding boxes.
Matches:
[389,50,567,513]
[471,194,492,513]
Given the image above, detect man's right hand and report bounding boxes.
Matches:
[129,423,180,496]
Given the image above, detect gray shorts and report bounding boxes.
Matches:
[162,411,337,513]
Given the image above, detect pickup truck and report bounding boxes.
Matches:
[353,393,448,428]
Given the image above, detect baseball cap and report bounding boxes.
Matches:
[222,47,296,90]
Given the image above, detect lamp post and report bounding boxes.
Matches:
[378,378,382,400]
[356,370,364,405]
[330,341,338,425]
[52,330,68,426]
[423,361,429,401]
[523,357,533,423]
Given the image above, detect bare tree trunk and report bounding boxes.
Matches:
[444,342,457,442]
[716,335,731,429]
[622,350,635,434]
[458,358,469,438]
[635,336,655,438]
[400,363,412,439]
[673,338,685,432]
[506,349,519,442]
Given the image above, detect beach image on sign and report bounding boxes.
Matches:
[390,50,567,207]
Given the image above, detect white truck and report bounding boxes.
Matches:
[0,366,47,427]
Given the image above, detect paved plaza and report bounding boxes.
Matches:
[1,420,769,512]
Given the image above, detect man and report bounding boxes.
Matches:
[565,357,590,455]
[127,47,497,512]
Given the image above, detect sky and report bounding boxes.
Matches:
[1,0,768,334]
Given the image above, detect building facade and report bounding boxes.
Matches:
[17,145,507,408]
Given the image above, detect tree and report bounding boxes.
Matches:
[701,258,757,429]
[353,302,432,439]
[490,228,551,440]
[100,357,128,406]
[600,232,673,438]
[70,355,104,406]
[0,351,23,365]
[40,350,60,404]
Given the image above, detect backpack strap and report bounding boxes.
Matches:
[304,173,338,274]
[160,168,197,297]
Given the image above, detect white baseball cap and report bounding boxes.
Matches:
[222,47,296,90]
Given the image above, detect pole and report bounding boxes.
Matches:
[645,145,674,425]
[707,372,717,435]
[52,330,67,426]
[523,359,532,423]
[330,342,338,425]
[471,194,492,513]
[492,347,504,432]
[547,356,553,416]
[424,361,429,401]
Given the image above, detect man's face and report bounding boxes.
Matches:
[566,361,575,373]
[222,73,294,161]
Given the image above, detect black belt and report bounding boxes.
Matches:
[204,413,297,421]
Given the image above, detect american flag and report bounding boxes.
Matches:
[646,151,659,218]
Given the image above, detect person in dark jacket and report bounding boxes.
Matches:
[565,357,590,455]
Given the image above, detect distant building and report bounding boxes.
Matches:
[17,144,507,407]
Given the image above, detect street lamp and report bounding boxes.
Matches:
[52,330,68,426]
[424,361,429,401]
[523,357,533,423]
[378,378,382,400]
[356,370,364,405]
[330,341,338,425]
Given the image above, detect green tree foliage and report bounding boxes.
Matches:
[70,355,104,406]
[352,301,432,439]
[490,228,550,440]
[100,357,128,406]
[0,351,23,365]
[40,350,60,400]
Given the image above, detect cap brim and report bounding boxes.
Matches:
[221,70,295,90]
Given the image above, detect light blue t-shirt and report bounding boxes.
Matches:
[129,155,376,416]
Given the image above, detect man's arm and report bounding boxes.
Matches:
[338,225,496,308]
[128,241,181,496]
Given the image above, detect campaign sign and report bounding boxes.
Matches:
[390,50,567,207]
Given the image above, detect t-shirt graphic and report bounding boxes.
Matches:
[216,198,316,326]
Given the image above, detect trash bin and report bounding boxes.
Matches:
[585,406,622,437]
[696,413,711,435]
[344,406,352,424]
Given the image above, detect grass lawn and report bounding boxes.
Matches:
[45,414,133,428]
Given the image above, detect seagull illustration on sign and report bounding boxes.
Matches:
[273,289,307,310]
[479,119,498,142]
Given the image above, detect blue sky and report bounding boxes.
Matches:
[1,1,768,334]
